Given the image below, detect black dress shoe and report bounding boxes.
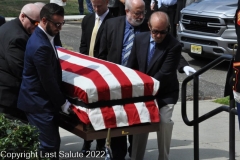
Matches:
[81,141,91,156]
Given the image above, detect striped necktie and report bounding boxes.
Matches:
[148,42,156,65]
[122,28,135,66]
[89,17,100,57]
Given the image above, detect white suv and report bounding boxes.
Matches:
[177,0,237,59]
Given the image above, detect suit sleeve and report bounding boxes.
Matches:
[177,54,189,73]
[153,44,182,81]
[80,17,88,54]
[98,21,108,60]
[33,46,66,108]
[6,36,28,81]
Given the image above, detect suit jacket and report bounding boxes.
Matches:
[0,18,30,107]
[17,26,66,113]
[99,16,149,63]
[80,12,113,57]
[127,32,182,107]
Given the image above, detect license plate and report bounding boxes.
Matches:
[191,45,202,54]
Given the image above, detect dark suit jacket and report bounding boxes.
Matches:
[80,12,113,57]
[17,26,66,113]
[127,32,182,107]
[0,18,30,107]
[99,16,149,63]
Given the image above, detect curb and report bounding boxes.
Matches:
[5,15,85,22]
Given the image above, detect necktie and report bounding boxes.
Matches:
[122,28,135,66]
[89,17,100,57]
[148,42,156,65]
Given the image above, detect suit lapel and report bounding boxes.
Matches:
[147,42,167,73]
[117,16,126,64]
[147,34,171,73]
[140,33,151,73]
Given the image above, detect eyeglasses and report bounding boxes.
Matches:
[24,13,39,26]
[151,29,169,35]
[131,10,147,17]
[47,18,65,28]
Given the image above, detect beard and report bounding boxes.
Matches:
[46,23,58,36]
[127,16,144,27]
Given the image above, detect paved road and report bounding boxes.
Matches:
[60,21,231,101]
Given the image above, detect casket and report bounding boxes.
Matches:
[57,48,160,140]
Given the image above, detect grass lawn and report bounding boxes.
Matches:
[0,0,88,17]
[213,96,230,105]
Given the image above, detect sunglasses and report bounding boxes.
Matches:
[151,29,169,35]
[24,14,39,26]
[47,18,65,28]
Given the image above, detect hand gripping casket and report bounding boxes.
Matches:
[58,48,160,140]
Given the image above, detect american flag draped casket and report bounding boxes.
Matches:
[57,48,160,139]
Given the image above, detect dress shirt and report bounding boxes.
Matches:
[38,25,58,59]
[95,9,109,29]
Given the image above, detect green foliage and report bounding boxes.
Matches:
[213,96,230,105]
[0,0,87,17]
[0,114,39,159]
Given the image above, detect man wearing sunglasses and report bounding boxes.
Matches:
[0,3,42,122]
[17,3,70,160]
[127,11,181,160]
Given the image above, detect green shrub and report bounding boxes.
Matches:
[0,114,39,160]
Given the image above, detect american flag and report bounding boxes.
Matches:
[58,48,160,130]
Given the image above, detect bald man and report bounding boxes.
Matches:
[0,3,42,121]
[127,11,182,160]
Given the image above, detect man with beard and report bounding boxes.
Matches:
[127,11,181,160]
[17,3,70,159]
[0,3,43,122]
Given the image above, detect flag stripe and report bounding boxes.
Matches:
[58,48,133,99]
[100,106,117,128]
[145,100,160,122]
[60,59,110,103]
[124,103,141,125]
[62,82,89,103]
[59,50,122,102]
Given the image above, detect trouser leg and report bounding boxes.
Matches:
[131,133,149,160]
[111,136,127,160]
[26,112,60,160]
[157,104,174,160]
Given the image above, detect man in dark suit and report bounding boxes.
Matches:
[0,3,42,122]
[79,0,113,154]
[17,3,70,159]
[127,11,181,160]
